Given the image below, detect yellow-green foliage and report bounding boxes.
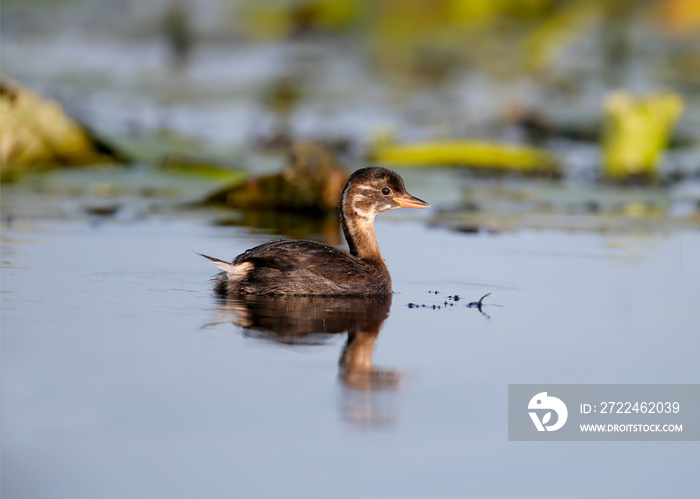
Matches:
[0,76,119,178]
[602,91,684,180]
[372,139,559,174]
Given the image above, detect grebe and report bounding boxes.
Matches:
[201,166,429,295]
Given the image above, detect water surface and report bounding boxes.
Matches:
[2,210,698,498]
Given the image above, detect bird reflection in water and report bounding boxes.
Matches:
[207,293,400,426]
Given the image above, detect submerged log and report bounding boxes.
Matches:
[0,76,123,180]
[201,142,349,214]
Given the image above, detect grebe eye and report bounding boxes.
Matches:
[381,187,391,196]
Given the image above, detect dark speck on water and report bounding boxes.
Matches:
[408,292,480,310]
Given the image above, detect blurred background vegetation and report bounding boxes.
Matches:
[1,0,699,229]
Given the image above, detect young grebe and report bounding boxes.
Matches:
[201,166,429,295]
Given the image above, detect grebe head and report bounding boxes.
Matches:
[341,167,430,220]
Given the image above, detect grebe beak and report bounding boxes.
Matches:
[393,193,430,209]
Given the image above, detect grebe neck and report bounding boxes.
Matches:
[339,192,385,266]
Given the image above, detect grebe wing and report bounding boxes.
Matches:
[234,239,385,294]
[234,239,366,275]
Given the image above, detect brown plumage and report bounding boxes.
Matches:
[200,166,429,296]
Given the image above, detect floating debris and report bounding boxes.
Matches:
[408,292,492,319]
[83,203,121,217]
[466,293,491,312]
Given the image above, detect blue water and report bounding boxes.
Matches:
[2,212,698,498]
